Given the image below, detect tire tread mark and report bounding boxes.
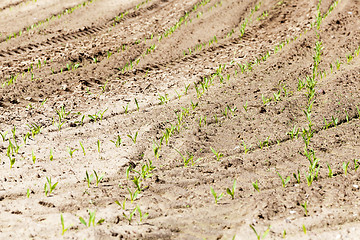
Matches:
[0,2,163,58]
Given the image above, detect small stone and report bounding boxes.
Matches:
[317,89,325,94]
[353,184,359,189]
[290,210,296,214]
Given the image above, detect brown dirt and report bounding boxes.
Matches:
[1,0,360,239]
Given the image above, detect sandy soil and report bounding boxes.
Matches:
[0,0,360,239]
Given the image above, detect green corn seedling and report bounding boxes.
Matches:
[343,161,350,176]
[135,98,139,111]
[79,210,104,227]
[97,140,101,153]
[32,150,36,164]
[127,132,138,144]
[67,147,77,158]
[276,171,290,188]
[132,175,142,192]
[123,207,137,225]
[210,147,223,161]
[100,80,109,93]
[0,131,7,141]
[287,126,299,140]
[158,93,169,104]
[210,186,223,204]
[249,225,271,240]
[301,201,308,216]
[175,90,182,100]
[79,141,86,156]
[127,187,138,203]
[137,205,149,223]
[85,171,94,188]
[226,180,236,199]
[111,135,122,148]
[115,199,127,210]
[175,149,199,167]
[184,84,190,95]
[60,214,71,235]
[354,159,359,171]
[49,149,54,161]
[152,141,160,159]
[252,180,260,192]
[243,101,248,112]
[242,141,251,154]
[44,177,58,196]
[93,170,104,186]
[123,103,129,114]
[326,162,333,178]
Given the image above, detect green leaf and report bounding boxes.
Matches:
[263,226,271,238]
[51,182,58,192]
[97,219,105,225]
[285,176,290,185]
[226,188,234,199]
[79,217,87,226]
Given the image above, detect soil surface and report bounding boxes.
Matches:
[1,0,360,239]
